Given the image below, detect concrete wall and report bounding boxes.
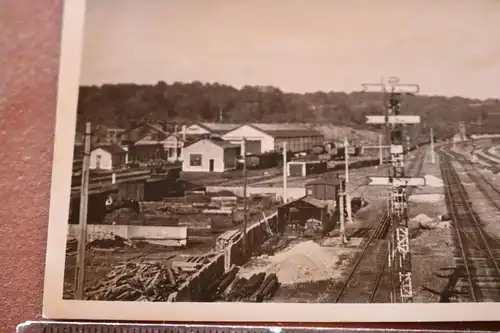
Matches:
[174,253,225,301]
[68,224,188,247]
[170,212,279,301]
[206,186,306,201]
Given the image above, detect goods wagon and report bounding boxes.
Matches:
[311,145,325,154]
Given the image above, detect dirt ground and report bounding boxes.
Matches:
[451,160,500,238]
[66,148,460,303]
[406,149,455,303]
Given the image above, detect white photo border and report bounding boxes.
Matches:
[42,0,500,322]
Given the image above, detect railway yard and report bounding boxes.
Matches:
[64,138,500,303]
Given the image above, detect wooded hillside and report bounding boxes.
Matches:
[77,81,500,140]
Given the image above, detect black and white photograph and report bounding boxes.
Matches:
[44,0,500,322]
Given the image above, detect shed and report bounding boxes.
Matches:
[182,138,240,172]
[90,145,128,170]
[305,178,343,201]
[277,195,330,235]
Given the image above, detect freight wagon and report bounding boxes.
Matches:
[238,151,284,169]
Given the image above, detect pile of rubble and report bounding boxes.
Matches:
[204,266,280,302]
[83,253,218,301]
[84,260,190,301]
[223,271,280,302]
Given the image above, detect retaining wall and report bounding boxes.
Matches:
[68,224,188,247]
[206,186,306,201]
[174,253,225,302]
[170,212,279,301]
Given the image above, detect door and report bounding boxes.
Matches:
[96,155,101,169]
[209,159,215,172]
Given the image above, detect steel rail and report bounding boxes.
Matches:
[440,146,500,302]
[334,148,425,303]
[439,154,478,302]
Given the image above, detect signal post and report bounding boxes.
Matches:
[362,77,426,303]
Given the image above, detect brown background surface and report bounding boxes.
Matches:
[0,1,499,332]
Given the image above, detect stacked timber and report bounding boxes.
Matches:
[66,237,78,255]
[172,254,217,273]
[223,273,280,302]
[201,265,240,301]
[185,190,211,203]
[84,260,189,301]
[211,196,238,208]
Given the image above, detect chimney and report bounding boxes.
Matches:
[182,124,187,142]
[174,124,178,135]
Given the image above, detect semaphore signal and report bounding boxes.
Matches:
[362,76,423,303]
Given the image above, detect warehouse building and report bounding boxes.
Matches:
[182,138,240,172]
[222,123,325,154]
[184,122,240,138]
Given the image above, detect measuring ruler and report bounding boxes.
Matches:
[17,322,497,333]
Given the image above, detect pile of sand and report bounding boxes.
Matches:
[239,240,342,284]
[409,194,444,204]
[410,213,450,230]
[423,175,444,187]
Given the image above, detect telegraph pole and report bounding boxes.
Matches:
[379,134,384,166]
[344,137,353,223]
[75,122,91,300]
[242,138,248,255]
[430,128,435,164]
[338,174,346,245]
[364,77,425,303]
[282,141,288,203]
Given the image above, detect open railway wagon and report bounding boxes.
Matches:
[237,151,290,170]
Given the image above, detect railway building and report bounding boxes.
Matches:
[182,137,240,173]
[89,145,128,170]
[184,122,240,138]
[277,195,330,236]
[222,123,325,154]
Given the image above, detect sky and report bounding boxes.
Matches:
[80,0,500,99]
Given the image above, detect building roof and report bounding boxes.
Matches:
[197,122,240,134]
[300,195,328,208]
[231,123,324,139]
[120,122,170,143]
[94,144,126,154]
[184,137,240,150]
[306,178,342,186]
[280,195,328,209]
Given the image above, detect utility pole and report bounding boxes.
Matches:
[430,128,435,164]
[364,77,425,303]
[344,137,353,223]
[379,134,384,166]
[282,141,288,203]
[75,122,91,300]
[338,174,346,245]
[242,138,248,256]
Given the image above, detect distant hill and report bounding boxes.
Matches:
[76,81,500,142]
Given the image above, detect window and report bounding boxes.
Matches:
[189,154,202,166]
[168,148,174,157]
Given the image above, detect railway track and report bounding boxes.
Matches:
[333,213,390,303]
[334,148,426,303]
[448,150,500,214]
[439,149,500,302]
